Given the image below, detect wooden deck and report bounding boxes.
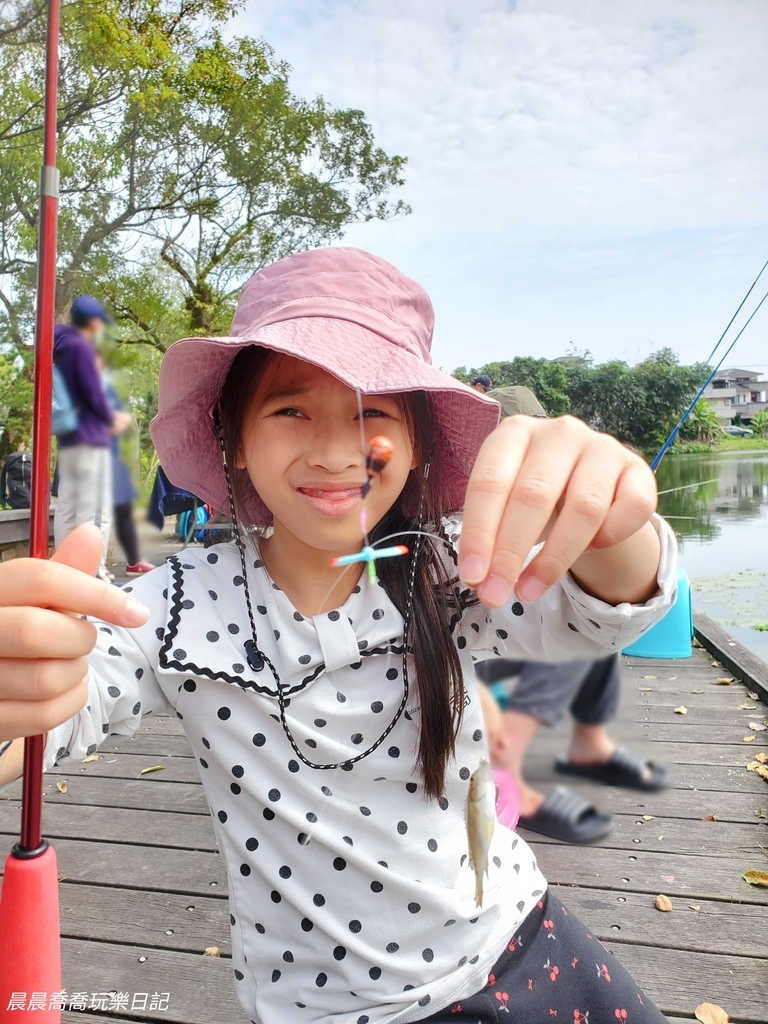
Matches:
[1,551,767,1023]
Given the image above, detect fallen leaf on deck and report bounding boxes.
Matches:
[756,807,767,819]
[701,814,717,821]
[690,689,705,694]
[689,903,700,910]
[203,946,221,957]
[716,677,734,685]
[638,687,653,692]
[692,637,703,648]
[748,692,759,699]
[667,675,678,680]
[642,675,657,680]
[654,894,673,912]
[743,735,756,742]
[737,704,753,710]
[710,660,720,667]
[742,870,768,887]
[748,721,767,731]
[756,752,767,763]
[695,1002,729,1024]
[674,706,688,714]
[642,815,654,820]
[81,754,100,762]
[106,758,117,763]
[757,765,768,781]
[137,765,165,777]
[55,780,67,794]
[658,835,664,840]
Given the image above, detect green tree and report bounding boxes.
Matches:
[454,357,570,415]
[681,398,721,445]
[0,0,409,346]
[750,409,768,438]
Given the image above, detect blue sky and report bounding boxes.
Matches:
[234,0,768,374]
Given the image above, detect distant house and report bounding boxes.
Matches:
[703,367,768,424]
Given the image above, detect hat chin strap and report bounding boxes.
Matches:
[209,402,435,775]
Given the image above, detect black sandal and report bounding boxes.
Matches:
[517,786,613,844]
[555,746,667,791]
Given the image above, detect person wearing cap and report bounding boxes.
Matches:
[2,249,675,1024]
[52,295,129,581]
[471,373,493,393]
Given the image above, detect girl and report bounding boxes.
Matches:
[0,248,676,1024]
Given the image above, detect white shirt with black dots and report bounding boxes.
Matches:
[44,514,678,1024]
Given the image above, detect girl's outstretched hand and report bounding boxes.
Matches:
[458,415,661,608]
[0,524,150,742]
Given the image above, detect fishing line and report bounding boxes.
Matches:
[656,477,720,496]
[704,257,768,365]
[651,284,768,471]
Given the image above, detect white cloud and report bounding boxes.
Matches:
[232,0,768,370]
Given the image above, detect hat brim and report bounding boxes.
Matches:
[149,316,500,524]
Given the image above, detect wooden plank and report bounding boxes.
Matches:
[695,609,768,704]
[0,837,227,894]
[52,934,766,1023]
[534,844,767,905]
[58,936,242,1024]
[57,881,232,955]
[549,884,767,958]
[530,736,766,766]
[31,749,768,796]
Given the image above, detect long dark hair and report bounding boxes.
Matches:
[219,346,470,800]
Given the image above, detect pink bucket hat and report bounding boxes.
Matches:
[149,247,500,524]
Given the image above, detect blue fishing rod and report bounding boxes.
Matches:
[651,258,768,471]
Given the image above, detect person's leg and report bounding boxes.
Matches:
[114,501,140,566]
[420,889,667,1023]
[496,659,593,817]
[53,446,80,550]
[92,447,112,580]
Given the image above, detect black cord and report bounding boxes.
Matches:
[212,404,426,771]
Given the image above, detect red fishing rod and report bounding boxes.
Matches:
[0,0,63,1019]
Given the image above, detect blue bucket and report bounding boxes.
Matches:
[623,567,693,659]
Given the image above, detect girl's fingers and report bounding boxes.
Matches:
[0,606,97,660]
[458,417,533,587]
[0,557,150,628]
[515,441,626,599]
[0,678,90,742]
[476,424,589,605]
[0,654,91,703]
[588,457,658,550]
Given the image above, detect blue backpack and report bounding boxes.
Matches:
[52,363,79,436]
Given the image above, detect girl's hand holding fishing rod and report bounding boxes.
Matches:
[459,414,661,609]
[0,523,150,747]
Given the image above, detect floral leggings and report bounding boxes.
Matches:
[419,890,668,1024]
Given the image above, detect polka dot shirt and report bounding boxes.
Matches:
[44,514,677,1024]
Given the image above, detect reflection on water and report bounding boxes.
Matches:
[656,451,768,662]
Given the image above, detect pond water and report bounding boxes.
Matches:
[655,449,768,663]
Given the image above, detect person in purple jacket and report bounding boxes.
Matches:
[53,295,128,581]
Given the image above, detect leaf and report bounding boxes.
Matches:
[81,754,100,762]
[742,870,768,887]
[755,752,767,763]
[638,687,653,692]
[137,765,165,777]
[716,677,734,684]
[654,894,673,912]
[667,675,678,680]
[710,660,720,667]
[743,735,756,742]
[642,675,657,680]
[689,903,700,910]
[203,946,221,957]
[756,807,767,819]
[749,692,759,699]
[737,704,752,710]
[748,721,767,731]
[658,835,664,840]
[55,780,67,794]
[642,815,655,820]
[695,1003,729,1024]
[701,814,717,821]
[690,689,705,694]
[674,705,688,714]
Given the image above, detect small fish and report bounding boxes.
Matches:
[466,758,496,907]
